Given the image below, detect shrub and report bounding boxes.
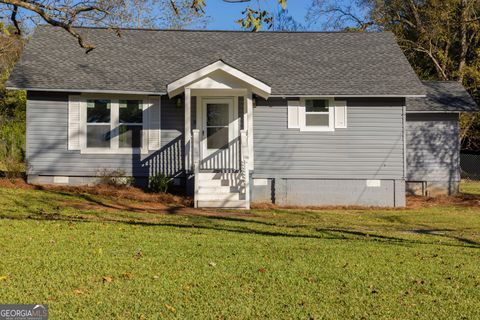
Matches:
[149,173,170,193]
[96,169,135,187]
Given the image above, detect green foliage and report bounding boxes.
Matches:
[148,173,170,193]
[96,169,135,187]
[236,0,288,31]
[0,103,26,178]
[0,24,26,177]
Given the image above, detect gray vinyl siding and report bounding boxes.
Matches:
[252,97,405,179]
[26,91,184,177]
[405,113,460,183]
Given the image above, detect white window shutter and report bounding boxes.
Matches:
[68,95,81,150]
[334,100,347,128]
[147,96,161,150]
[287,100,300,128]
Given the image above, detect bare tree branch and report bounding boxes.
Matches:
[1,0,111,52]
[10,4,21,35]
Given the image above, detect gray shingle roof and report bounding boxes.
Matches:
[7,26,425,96]
[407,81,478,112]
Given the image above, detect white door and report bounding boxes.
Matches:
[201,98,235,160]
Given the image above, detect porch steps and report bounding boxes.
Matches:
[197,200,247,208]
[195,172,247,209]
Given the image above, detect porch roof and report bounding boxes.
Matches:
[8,26,425,97]
[167,60,271,99]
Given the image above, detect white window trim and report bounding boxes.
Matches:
[299,97,335,132]
[79,95,148,155]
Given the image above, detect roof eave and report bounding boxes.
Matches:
[6,86,165,96]
[269,94,427,98]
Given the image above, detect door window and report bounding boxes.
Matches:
[206,103,229,149]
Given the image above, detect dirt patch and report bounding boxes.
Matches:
[406,194,480,209]
[44,184,193,207]
[0,178,254,218]
[252,194,480,211]
[3,178,479,214]
[0,178,36,190]
[0,178,192,206]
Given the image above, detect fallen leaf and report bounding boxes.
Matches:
[165,304,176,313]
[103,276,113,283]
[0,275,8,281]
[122,272,133,280]
[258,268,266,273]
[73,289,86,295]
[208,262,216,267]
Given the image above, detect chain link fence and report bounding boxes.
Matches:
[461,153,480,180]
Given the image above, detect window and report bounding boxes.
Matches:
[300,98,334,131]
[305,99,330,127]
[119,100,143,148]
[86,99,112,148]
[81,97,145,153]
[206,103,229,149]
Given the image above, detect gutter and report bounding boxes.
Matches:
[6,86,165,96]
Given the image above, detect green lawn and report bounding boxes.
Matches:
[460,179,480,195]
[0,182,480,319]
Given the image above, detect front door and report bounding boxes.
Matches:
[198,97,240,170]
[202,98,234,157]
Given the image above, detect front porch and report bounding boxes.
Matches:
[166,60,271,208]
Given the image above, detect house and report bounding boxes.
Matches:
[6,26,478,208]
[406,81,478,196]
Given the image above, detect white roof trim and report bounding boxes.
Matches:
[6,86,163,95]
[270,94,427,98]
[167,60,271,99]
[406,110,463,113]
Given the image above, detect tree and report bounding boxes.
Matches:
[0,0,287,52]
[98,0,209,30]
[272,8,305,31]
[308,0,480,151]
[0,23,25,175]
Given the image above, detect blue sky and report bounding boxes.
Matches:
[203,0,313,30]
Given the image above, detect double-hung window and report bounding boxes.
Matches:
[305,99,330,127]
[82,98,145,153]
[300,98,335,131]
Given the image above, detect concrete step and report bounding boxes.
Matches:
[196,192,242,201]
[197,200,248,208]
[197,186,240,194]
[198,172,222,180]
[197,179,230,187]
[198,172,240,181]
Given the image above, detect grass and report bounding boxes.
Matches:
[0,181,480,319]
[460,179,480,195]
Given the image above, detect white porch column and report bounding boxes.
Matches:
[184,88,191,172]
[246,90,254,170]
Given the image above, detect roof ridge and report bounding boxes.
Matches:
[38,24,391,35]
